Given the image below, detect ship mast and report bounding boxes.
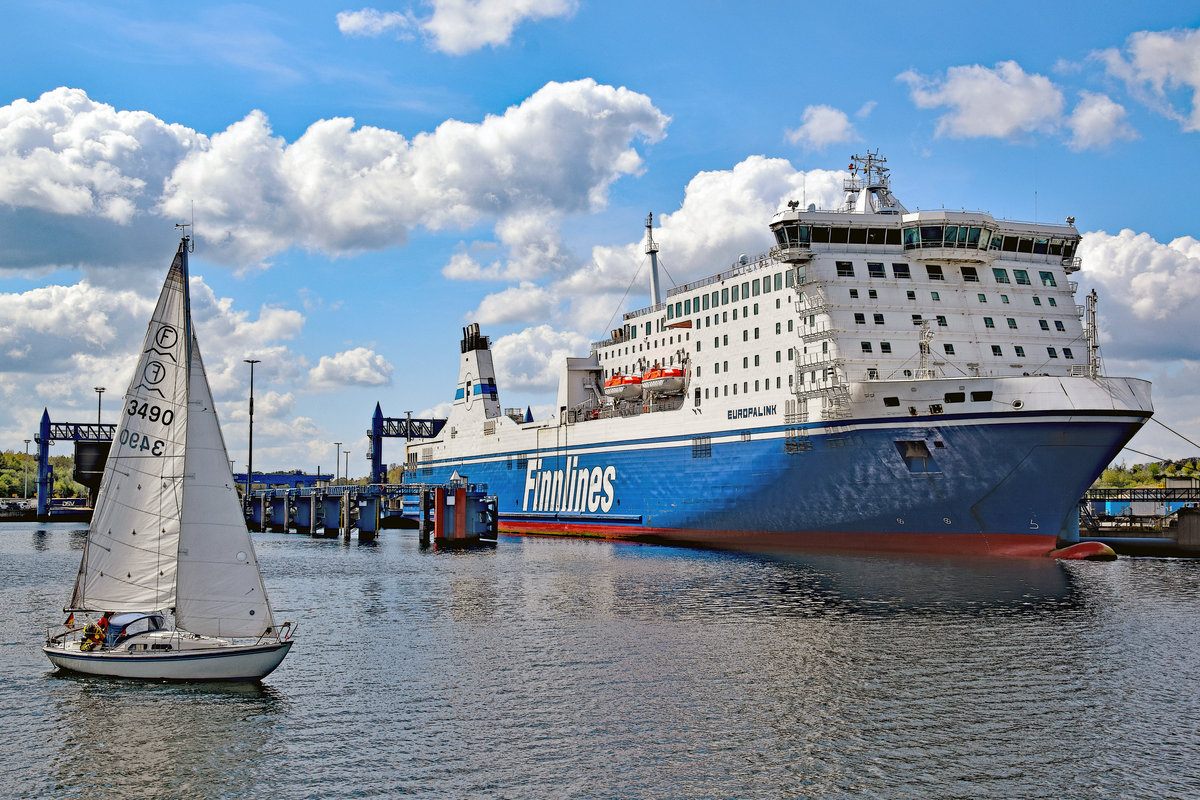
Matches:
[646,213,662,306]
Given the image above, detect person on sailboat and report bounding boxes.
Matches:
[80,612,112,652]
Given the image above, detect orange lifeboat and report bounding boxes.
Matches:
[603,372,643,401]
[641,364,685,395]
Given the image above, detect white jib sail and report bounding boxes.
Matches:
[73,246,190,612]
[174,331,277,638]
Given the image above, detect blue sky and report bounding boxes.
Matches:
[2,1,1199,476]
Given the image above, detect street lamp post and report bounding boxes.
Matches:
[244,359,261,506]
[94,387,105,425]
[344,451,351,485]
[23,439,30,499]
[333,442,342,485]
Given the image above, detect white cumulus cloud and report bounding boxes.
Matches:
[785,105,858,151]
[1096,26,1200,132]
[898,60,1064,139]
[307,347,395,391]
[1067,91,1138,151]
[423,0,577,54]
[491,324,590,391]
[0,81,668,270]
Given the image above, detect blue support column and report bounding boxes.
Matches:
[370,403,384,484]
[358,495,380,541]
[37,409,52,520]
[321,495,342,537]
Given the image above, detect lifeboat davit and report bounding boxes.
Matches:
[603,373,643,401]
[642,365,685,395]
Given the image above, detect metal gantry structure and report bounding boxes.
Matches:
[34,408,116,519]
[368,403,447,484]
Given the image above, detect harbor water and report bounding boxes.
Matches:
[3,523,1198,799]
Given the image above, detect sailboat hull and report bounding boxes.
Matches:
[43,639,293,681]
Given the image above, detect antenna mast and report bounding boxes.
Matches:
[646,213,662,306]
[1085,289,1101,378]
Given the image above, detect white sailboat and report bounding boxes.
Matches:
[43,235,295,681]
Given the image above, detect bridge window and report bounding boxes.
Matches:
[993,268,1011,284]
[836,261,855,277]
[1039,271,1057,287]
[868,262,885,278]
[926,265,944,281]
[962,266,979,282]
[892,263,911,279]
[1014,269,1031,285]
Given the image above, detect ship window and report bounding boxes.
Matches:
[667,305,673,320]
[926,265,944,281]
[775,273,783,291]
[776,350,781,362]
[874,313,885,324]
[921,225,942,245]
[906,290,916,300]
[684,299,691,315]
[713,362,719,374]
[936,316,947,327]
[786,269,795,287]
[1047,347,1058,358]
[868,262,885,278]
[993,268,1011,284]
[754,303,759,315]
[723,335,728,345]
[868,289,878,299]
[742,281,749,298]
[850,289,859,298]
[1015,346,1026,357]
[731,286,739,302]
[755,379,761,391]
[967,227,983,248]
[722,288,729,304]
[1018,237,1034,254]
[753,279,760,296]
[762,277,771,294]
[884,396,900,407]
[867,228,887,245]
[712,291,719,308]
[991,345,1003,356]
[776,322,781,334]
[788,320,793,332]
[1048,297,1057,307]
[754,327,760,339]
[912,314,923,325]
[1001,235,1018,252]
[861,342,872,353]
[944,344,955,355]
[1040,271,1057,287]
[1001,294,1010,304]
[903,227,920,248]
[1048,238,1062,256]
[887,228,902,245]
[855,313,866,324]
[811,226,830,243]
[892,263,911,279]
[831,227,849,244]
[724,361,728,371]
[1007,318,1017,328]
[848,227,867,245]
[702,295,709,310]
[1064,348,1074,359]
[1014,269,1031,285]
[1033,296,1042,306]
[971,391,993,401]
[944,392,965,403]
[743,382,749,393]
[931,292,940,301]
[743,330,748,341]
[944,226,958,246]
[984,317,995,328]
[880,342,892,354]
[962,266,979,282]
[978,293,987,303]
[836,261,855,277]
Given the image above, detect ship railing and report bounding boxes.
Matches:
[1075,304,1085,318]
[666,250,779,297]
[1068,280,1079,293]
[623,302,666,321]
[1062,256,1082,273]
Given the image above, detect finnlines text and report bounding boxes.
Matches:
[523,457,615,513]
[728,405,777,420]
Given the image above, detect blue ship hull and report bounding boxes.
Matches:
[408,410,1147,557]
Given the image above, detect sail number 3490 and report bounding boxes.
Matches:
[126,400,175,426]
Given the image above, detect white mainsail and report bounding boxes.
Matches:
[73,245,190,612]
[70,239,276,638]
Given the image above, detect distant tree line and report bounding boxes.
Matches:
[0,450,87,498]
[1095,458,1200,488]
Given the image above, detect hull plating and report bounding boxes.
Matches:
[43,640,293,681]
[410,413,1146,557]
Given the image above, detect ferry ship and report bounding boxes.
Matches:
[403,153,1152,557]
